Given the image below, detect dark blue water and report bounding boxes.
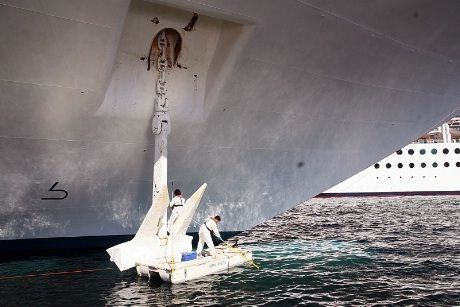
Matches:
[1,196,459,306]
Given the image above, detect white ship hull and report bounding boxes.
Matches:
[322,142,460,197]
[1,0,460,249]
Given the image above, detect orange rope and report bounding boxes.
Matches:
[0,267,114,280]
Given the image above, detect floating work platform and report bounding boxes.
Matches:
[136,245,253,284]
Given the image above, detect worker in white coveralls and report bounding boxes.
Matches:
[196,215,223,256]
[167,189,185,235]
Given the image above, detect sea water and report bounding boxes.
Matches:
[1,196,459,306]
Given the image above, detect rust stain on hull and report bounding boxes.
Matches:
[147,28,182,71]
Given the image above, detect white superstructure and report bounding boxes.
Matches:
[323,119,460,196]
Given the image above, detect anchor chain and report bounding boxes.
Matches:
[152,30,170,135]
[152,30,171,239]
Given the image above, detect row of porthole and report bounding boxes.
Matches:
[375,162,460,169]
[397,148,460,155]
[377,175,439,179]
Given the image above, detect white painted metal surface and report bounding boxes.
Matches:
[106,185,170,271]
[1,0,460,242]
[107,183,207,271]
[152,29,170,238]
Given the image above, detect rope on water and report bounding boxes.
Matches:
[220,241,260,269]
[0,267,114,280]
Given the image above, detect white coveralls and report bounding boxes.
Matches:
[196,218,222,256]
[167,195,185,232]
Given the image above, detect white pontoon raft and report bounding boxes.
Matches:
[137,245,253,283]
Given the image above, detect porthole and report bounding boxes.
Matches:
[396,149,403,155]
[457,162,460,167]
[409,163,414,168]
[455,148,460,154]
[408,149,414,155]
[421,162,426,168]
[386,163,391,169]
[431,148,437,154]
[444,162,449,167]
[432,162,438,168]
[443,148,449,154]
[420,149,426,155]
[397,163,403,168]
[374,163,380,169]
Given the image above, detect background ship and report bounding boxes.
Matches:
[1,0,460,250]
[321,117,460,196]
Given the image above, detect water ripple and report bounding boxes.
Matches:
[1,196,459,306]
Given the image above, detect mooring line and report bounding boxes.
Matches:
[220,242,260,269]
[0,267,114,280]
